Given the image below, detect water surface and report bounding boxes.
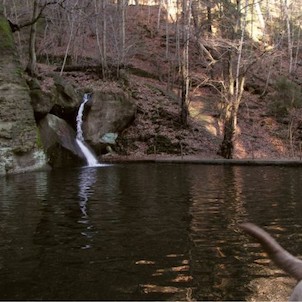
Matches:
[0,163,302,300]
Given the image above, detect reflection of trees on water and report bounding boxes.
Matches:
[237,167,302,301]
[34,171,48,200]
[3,164,302,300]
[187,165,301,301]
[136,253,193,300]
[187,165,250,300]
[101,164,195,301]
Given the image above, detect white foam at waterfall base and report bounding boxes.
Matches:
[76,139,100,167]
[76,94,100,167]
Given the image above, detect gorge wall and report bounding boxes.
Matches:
[0,7,137,174]
[0,10,48,175]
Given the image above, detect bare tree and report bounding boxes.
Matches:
[26,0,39,76]
[94,0,108,78]
[218,0,249,159]
[60,0,80,75]
[4,0,65,75]
[283,0,293,74]
[157,0,163,30]
[118,0,126,66]
[180,0,192,126]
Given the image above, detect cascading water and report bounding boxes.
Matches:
[76,94,99,167]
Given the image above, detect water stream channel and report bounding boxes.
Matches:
[0,163,302,300]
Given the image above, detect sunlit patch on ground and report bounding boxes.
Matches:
[246,276,294,302]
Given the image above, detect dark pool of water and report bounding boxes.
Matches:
[1,163,302,300]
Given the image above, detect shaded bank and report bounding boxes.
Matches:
[102,154,302,166]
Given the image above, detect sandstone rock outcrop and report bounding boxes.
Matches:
[27,78,136,165]
[27,78,53,119]
[83,89,136,152]
[0,9,136,171]
[39,114,85,167]
[0,10,48,175]
[28,75,80,121]
[51,74,81,119]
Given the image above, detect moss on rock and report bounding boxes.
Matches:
[0,11,48,175]
[0,14,14,55]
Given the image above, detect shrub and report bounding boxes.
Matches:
[270,77,302,116]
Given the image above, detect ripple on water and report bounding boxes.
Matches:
[0,164,302,300]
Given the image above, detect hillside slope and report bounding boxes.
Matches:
[35,4,302,161]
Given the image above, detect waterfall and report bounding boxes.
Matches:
[76,94,100,167]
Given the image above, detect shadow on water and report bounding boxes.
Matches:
[0,164,302,300]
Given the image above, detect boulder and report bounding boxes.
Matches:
[39,114,85,167]
[27,78,53,119]
[0,11,48,175]
[83,89,136,151]
[100,132,118,144]
[51,74,81,115]
[27,75,80,122]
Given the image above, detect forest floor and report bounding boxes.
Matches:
[61,58,302,162]
[39,5,302,162]
[64,69,302,163]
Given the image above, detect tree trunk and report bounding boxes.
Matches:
[157,0,162,30]
[102,0,107,73]
[206,2,212,33]
[180,70,189,125]
[26,0,39,76]
[218,0,248,159]
[219,113,235,159]
[218,70,245,159]
[94,0,107,78]
[284,0,293,73]
[118,0,126,67]
[180,0,191,126]
[60,0,80,75]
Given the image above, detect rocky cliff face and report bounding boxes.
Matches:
[0,11,48,175]
[83,89,136,152]
[0,9,136,172]
[39,114,85,167]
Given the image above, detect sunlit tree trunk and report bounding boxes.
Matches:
[293,22,301,71]
[157,0,162,30]
[180,0,192,126]
[284,0,293,73]
[165,0,169,59]
[206,1,212,33]
[218,0,247,159]
[219,58,245,158]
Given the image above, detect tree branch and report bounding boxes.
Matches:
[9,0,66,32]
